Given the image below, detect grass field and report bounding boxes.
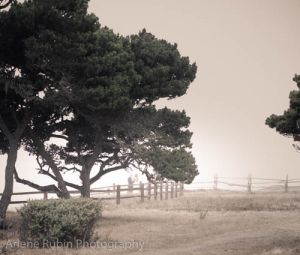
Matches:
[1,190,300,255]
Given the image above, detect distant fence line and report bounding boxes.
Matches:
[188,174,300,193]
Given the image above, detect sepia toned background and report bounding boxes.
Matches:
[1,0,300,191]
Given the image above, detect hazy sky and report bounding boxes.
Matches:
[1,0,300,192]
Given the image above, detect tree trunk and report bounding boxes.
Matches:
[80,169,91,197]
[0,142,18,228]
[79,135,103,198]
[32,136,70,199]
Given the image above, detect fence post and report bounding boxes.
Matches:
[128,182,133,193]
[214,174,218,190]
[154,183,158,200]
[247,174,252,193]
[160,181,163,200]
[285,174,289,193]
[140,183,144,203]
[175,182,178,198]
[180,182,184,196]
[43,191,48,200]
[148,183,151,200]
[116,185,121,205]
[170,182,174,199]
[113,183,116,192]
[165,182,169,200]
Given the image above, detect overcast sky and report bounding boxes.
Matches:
[1,0,300,193]
[89,0,300,181]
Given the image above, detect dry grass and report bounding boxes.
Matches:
[103,190,300,212]
[2,190,300,255]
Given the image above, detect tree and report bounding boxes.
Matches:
[0,2,41,225]
[2,0,198,203]
[17,26,139,197]
[17,29,198,197]
[120,107,198,184]
[266,74,300,149]
[0,0,99,226]
[19,106,198,197]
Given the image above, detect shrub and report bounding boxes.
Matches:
[18,198,102,247]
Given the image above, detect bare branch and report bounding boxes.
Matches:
[90,164,125,184]
[14,167,63,197]
[90,155,130,184]
[59,166,81,173]
[36,156,46,171]
[89,152,118,184]
[38,168,81,190]
[0,0,14,10]
[50,134,69,141]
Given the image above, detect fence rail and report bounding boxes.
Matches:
[4,181,185,205]
[3,174,300,206]
[188,174,300,193]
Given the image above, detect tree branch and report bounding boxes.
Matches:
[50,134,69,141]
[59,166,81,173]
[38,168,81,190]
[89,152,118,184]
[27,132,71,198]
[90,165,125,184]
[0,0,14,10]
[14,167,63,197]
[90,155,130,184]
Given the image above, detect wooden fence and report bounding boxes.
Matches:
[188,174,300,193]
[3,174,300,206]
[3,181,185,205]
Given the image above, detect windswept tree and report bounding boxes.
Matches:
[266,75,300,149]
[1,0,198,217]
[16,26,138,197]
[23,107,198,197]
[17,29,198,197]
[0,0,100,226]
